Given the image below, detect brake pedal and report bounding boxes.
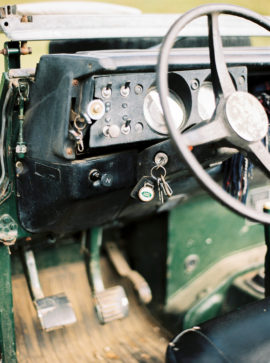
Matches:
[83,228,129,324]
[24,250,77,331]
[105,241,152,304]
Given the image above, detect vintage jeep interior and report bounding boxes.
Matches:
[1,2,270,362]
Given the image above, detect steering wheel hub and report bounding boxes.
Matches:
[226,91,268,142]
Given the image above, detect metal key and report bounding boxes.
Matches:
[151,165,173,204]
[157,177,164,204]
[160,174,173,197]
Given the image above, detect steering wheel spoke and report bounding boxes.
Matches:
[247,141,270,175]
[208,12,236,99]
[183,118,229,147]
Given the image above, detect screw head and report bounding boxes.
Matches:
[66,147,74,156]
[191,79,200,90]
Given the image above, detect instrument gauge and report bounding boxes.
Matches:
[198,82,216,121]
[143,88,186,135]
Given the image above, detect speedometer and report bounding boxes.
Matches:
[143,88,186,135]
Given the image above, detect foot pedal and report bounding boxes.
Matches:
[35,293,77,331]
[24,250,77,331]
[105,241,152,304]
[94,286,129,324]
[83,229,129,324]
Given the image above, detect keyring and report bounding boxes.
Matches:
[150,165,166,180]
[74,115,86,130]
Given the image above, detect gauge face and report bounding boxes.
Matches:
[143,88,186,135]
[198,82,216,121]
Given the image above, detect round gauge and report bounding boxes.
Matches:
[198,81,216,121]
[143,88,186,135]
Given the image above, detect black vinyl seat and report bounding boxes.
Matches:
[166,298,270,363]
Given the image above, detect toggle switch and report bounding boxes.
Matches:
[120,82,131,97]
[102,83,112,99]
[121,119,131,135]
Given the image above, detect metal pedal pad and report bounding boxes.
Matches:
[83,229,130,324]
[35,293,77,331]
[94,285,129,324]
[24,249,77,331]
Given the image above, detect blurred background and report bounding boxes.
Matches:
[3,0,270,14]
[1,0,270,70]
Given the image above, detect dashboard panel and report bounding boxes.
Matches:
[82,68,246,149]
[16,48,254,233]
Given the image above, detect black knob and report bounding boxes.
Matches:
[89,169,101,182]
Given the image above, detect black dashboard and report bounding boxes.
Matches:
[16,47,269,234]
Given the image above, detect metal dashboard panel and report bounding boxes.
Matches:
[87,67,247,148]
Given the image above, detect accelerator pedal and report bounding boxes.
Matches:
[105,241,152,304]
[24,249,77,331]
[83,228,129,324]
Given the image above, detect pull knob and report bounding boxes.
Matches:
[103,124,120,138]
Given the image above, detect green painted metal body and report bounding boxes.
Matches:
[167,194,263,299]
[182,264,263,329]
[166,193,265,327]
[0,245,16,363]
[87,228,105,293]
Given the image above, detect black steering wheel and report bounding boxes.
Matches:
[157,4,270,224]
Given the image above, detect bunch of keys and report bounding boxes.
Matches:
[131,161,173,204]
[151,165,173,204]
